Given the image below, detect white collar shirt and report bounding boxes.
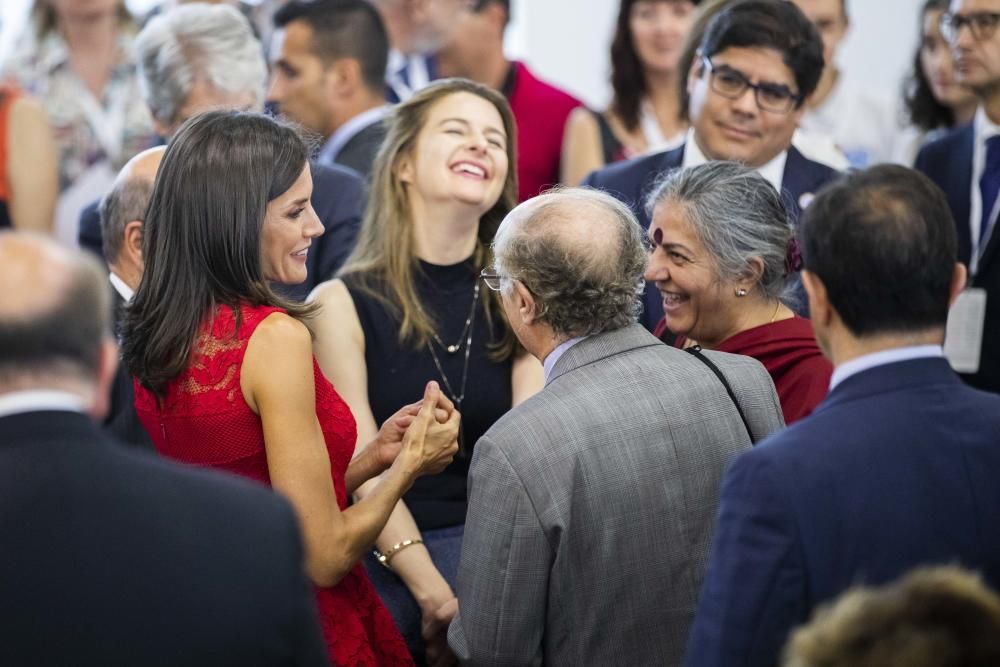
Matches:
[829,345,944,392]
[318,105,392,166]
[0,390,86,419]
[681,129,788,193]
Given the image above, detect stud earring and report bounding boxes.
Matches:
[735,288,748,297]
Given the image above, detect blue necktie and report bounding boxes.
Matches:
[979,135,1000,246]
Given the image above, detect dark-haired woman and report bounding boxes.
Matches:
[561,0,698,184]
[310,78,544,663]
[900,0,978,163]
[124,110,460,667]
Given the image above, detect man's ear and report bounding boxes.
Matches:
[949,262,969,307]
[686,49,704,96]
[801,269,831,326]
[89,338,119,422]
[326,58,361,97]
[123,220,143,268]
[510,279,538,326]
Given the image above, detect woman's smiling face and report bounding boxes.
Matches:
[397,91,509,215]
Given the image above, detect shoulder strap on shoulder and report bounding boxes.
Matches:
[685,345,756,444]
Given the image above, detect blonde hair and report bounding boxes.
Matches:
[340,78,519,358]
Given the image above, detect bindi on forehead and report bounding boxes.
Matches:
[653,227,664,245]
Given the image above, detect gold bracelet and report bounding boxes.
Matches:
[373,538,424,569]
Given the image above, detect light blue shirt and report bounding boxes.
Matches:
[829,344,944,392]
[317,105,391,166]
[542,337,586,385]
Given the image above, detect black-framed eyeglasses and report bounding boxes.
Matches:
[701,56,803,114]
[940,11,1000,43]
[480,268,504,291]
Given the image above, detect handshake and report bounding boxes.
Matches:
[372,380,462,483]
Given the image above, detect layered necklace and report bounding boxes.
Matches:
[426,281,480,454]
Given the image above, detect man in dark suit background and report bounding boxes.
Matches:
[78,2,364,301]
[269,0,391,181]
[684,165,1000,667]
[583,0,840,329]
[96,145,164,450]
[0,231,329,666]
[915,0,1000,394]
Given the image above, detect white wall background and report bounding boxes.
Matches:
[2,0,924,111]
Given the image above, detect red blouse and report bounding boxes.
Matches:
[668,316,833,425]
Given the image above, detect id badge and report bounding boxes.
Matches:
[944,288,988,373]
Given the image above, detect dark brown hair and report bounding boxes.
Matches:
[123,110,316,397]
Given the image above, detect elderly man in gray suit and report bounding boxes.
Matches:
[447,187,785,666]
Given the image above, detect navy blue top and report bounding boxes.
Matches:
[343,258,513,530]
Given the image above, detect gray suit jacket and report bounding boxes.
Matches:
[448,324,784,666]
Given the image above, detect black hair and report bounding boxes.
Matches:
[274,0,389,92]
[904,0,957,132]
[699,0,825,105]
[123,110,315,397]
[801,165,958,337]
[610,0,702,132]
[472,0,511,24]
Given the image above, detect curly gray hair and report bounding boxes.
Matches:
[135,3,266,127]
[493,187,647,338]
[646,161,795,304]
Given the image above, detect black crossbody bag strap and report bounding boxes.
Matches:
[685,345,756,445]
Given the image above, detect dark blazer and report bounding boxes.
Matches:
[915,125,1000,393]
[0,409,329,666]
[77,161,365,302]
[684,357,1000,667]
[104,287,155,450]
[582,143,840,329]
[323,118,387,181]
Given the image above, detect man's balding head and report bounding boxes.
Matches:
[100,146,166,285]
[0,233,116,414]
[493,188,647,342]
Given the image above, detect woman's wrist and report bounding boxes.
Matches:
[388,543,454,609]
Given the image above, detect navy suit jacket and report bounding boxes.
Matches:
[0,410,329,666]
[915,125,1000,393]
[684,357,1000,667]
[582,143,840,329]
[78,161,364,302]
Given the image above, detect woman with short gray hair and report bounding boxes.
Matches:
[644,161,831,423]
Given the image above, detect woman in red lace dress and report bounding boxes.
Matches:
[122,110,459,667]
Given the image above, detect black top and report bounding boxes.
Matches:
[343,258,513,529]
[0,200,9,230]
[593,110,626,165]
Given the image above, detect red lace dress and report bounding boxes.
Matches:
[134,303,413,667]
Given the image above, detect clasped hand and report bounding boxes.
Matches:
[375,381,461,476]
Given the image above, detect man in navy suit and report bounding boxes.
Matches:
[78,3,363,301]
[684,165,1000,667]
[0,232,328,666]
[583,0,839,329]
[915,0,1000,394]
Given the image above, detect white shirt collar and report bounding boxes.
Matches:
[318,105,391,166]
[681,129,788,193]
[109,272,134,302]
[542,336,587,385]
[0,390,86,419]
[829,344,944,391]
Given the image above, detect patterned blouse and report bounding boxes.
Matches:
[1,28,158,192]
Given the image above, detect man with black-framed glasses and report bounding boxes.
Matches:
[916,0,1000,395]
[583,0,840,332]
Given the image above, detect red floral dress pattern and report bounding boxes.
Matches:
[134,303,413,667]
